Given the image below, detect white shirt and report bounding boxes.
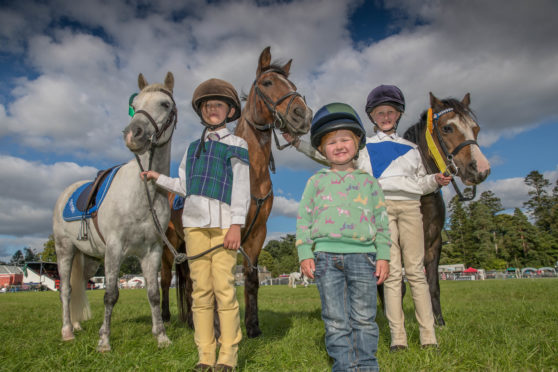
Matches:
[156,127,250,228]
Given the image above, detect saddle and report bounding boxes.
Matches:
[63,164,123,242]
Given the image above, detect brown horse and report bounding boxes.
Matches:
[402,92,490,326]
[160,47,312,337]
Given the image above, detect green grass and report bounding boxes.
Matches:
[1,279,557,371]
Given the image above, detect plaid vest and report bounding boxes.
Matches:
[186,139,249,205]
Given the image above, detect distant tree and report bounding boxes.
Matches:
[24,247,39,262]
[264,234,298,277]
[40,235,57,262]
[10,250,25,266]
[523,171,552,231]
[119,256,142,276]
[257,249,274,272]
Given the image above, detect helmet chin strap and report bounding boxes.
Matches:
[195,106,232,158]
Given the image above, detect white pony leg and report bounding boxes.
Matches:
[141,250,171,348]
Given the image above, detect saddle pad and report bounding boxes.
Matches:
[172,194,185,210]
[62,165,123,221]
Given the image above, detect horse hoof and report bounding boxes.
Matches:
[72,322,82,331]
[61,327,75,341]
[97,343,111,353]
[246,328,262,338]
[157,335,172,348]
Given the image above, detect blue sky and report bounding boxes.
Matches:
[1,0,557,260]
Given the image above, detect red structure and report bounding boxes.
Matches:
[0,265,24,287]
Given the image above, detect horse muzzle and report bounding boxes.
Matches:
[285,105,312,135]
[460,161,491,185]
[123,121,151,154]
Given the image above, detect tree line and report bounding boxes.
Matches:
[443,170,558,270]
[5,170,557,275]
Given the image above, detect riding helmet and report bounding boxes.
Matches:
[365,84,405,114]
[310,102,366,150]
[191,78,241,122]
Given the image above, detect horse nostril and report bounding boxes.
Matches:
[133,124,143,138]
[293,106,305,119]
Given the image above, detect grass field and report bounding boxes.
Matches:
[1,279,557,371]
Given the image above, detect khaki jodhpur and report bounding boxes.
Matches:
[383,200,437,347]
[185,227,242,367]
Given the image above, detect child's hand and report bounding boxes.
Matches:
[300,258,315,279]
[375,259,389,285]
[435,173,452,186]
[140,170,160,181]
[224,224,241,250]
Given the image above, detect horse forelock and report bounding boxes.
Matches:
[260,62,290,78]
[142,83,173,95]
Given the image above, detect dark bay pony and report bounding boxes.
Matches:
[160,47,312,337]
[403,92,490,325]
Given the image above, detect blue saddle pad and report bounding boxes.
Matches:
[172,195,185,210]
[62,165,123,221]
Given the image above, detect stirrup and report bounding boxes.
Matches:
[77,216,89,241]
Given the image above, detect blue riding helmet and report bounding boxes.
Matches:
[310,102,366,150]
[365,84,405,114]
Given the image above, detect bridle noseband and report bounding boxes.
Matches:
[248,69,304,147]
[245,69,306,173]
[133,88,178,147]
[428,107,479,201]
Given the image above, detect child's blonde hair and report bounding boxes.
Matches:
[318,129,360,159]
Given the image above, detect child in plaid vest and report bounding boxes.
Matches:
[141,79,249,372]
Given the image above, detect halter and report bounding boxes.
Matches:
[425,107,478,201]
[132,88,178,145]
[131,88,178,170]
[246,69,304,172]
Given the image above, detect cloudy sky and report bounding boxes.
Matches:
[1,0,557,261]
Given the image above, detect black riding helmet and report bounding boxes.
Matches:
[310,102,366,152]
[365,84,405,131]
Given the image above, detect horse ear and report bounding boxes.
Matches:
[462,92,471,107]
[257,46,272,76]
[282,59,292,75]
[138,73,148,90]
[164,72,174,93]
[429,92,443,109]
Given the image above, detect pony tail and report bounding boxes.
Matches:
[70,251,92,324]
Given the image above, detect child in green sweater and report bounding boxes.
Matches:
[296,102,390,372]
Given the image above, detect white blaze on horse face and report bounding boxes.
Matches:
[447,116,491,177]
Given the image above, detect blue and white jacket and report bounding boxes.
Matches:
[356,132,438,201]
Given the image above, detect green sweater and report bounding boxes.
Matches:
[296,168,391,261]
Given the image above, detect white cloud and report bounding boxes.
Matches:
[270,195,300,219]
[0,156,97,239]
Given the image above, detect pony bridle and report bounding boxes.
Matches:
[428,107,479,201]
[248,69,304,150]
[132,88,178,149]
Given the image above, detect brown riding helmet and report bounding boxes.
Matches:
[191,78,241,122]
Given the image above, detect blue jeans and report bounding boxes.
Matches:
[315,251,380,372]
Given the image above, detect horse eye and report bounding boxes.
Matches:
[262,80,273,87]
[442,125,453,134]
[161,102,170,109]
